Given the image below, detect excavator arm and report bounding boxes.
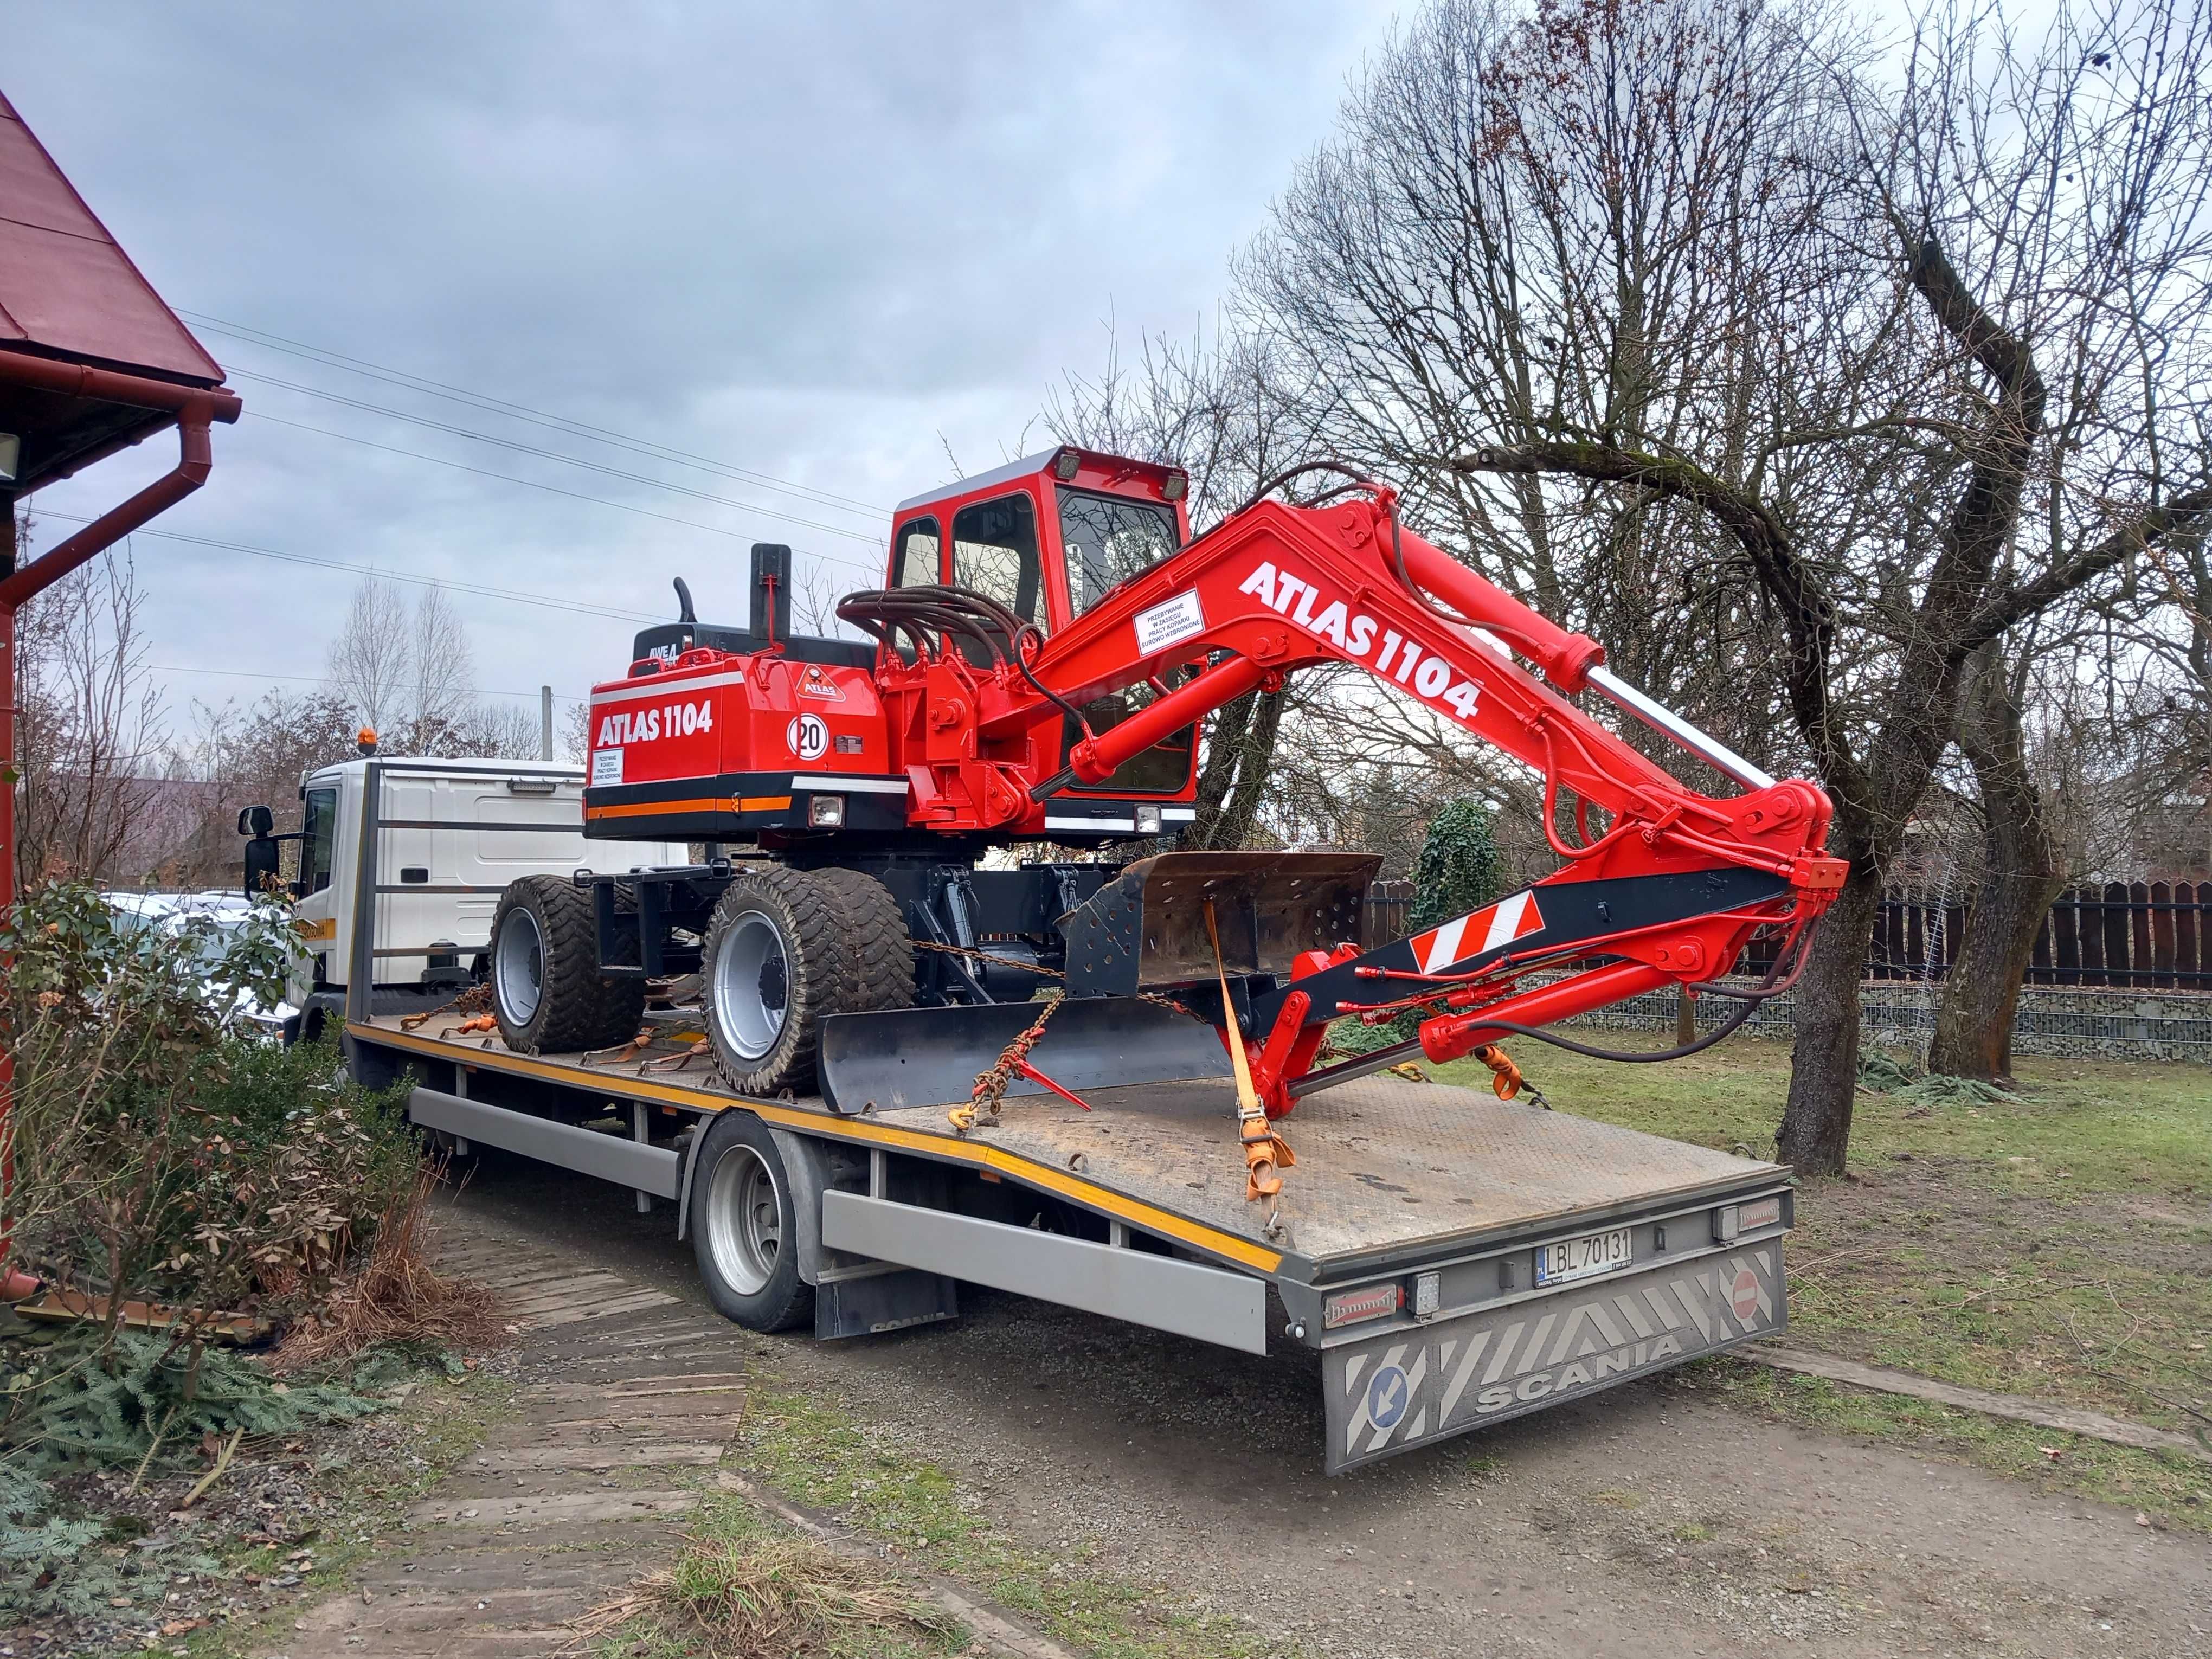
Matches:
[995,483,1845,1113]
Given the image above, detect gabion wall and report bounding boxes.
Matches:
[1561,981,2212,1063]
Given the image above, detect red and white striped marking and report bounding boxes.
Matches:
[1410,890,1545,974]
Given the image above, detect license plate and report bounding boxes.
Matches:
[1535,1226,1632,1286]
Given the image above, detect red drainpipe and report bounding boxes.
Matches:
[0,361,241,1299]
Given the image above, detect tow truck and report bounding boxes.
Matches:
[270,447,1837,1471]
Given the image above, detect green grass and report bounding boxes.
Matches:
[736,1387,1292,1659]
[1427,1034,2212,1523]
[576,1501,962,1659]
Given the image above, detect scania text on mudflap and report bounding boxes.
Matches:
[254,446,1828,1471]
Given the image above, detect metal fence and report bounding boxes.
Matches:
[1364,878,2212,992]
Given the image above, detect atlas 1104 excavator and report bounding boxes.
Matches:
[491,445,1844,1199]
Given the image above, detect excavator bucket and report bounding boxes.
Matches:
[817,995,1232,1115]
[816,852,1383,1115]
[1059,850,1383,996]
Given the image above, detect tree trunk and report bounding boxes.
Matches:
[1776,863,1880,1176]
[1927,646,2069,1082]
[1188,685,1284,849]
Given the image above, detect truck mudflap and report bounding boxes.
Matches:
[1323,1238,1785,1472]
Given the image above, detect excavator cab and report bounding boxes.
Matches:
[883,445,1201,800]
[883,443,1191,634]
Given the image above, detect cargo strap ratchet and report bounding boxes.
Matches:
[1204,901,1294,1203]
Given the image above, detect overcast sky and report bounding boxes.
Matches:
[9,2,1396,741]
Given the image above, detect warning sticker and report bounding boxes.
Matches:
[590,747,623,786]
[1133,590,1205,655]
[797,663,847,701]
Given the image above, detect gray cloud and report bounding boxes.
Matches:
[9,3,1391,722]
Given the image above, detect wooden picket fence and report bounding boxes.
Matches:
[1364,879,2212,991]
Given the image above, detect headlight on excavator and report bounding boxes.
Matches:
[809,795,846,828]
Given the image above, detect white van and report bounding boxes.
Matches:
[247,757,684,1039]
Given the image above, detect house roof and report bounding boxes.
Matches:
[0,88,223,385]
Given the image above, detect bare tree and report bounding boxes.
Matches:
[1048,323,1323,845]
[1238,0,2212,1171]
[409,583,475,733]
[12,547,165,889]
[327,576,413,736]
[321,574,549,760]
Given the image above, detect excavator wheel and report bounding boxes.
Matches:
[701,866,854,1096]
[489,874,646,1055]
[809,866,917,1015]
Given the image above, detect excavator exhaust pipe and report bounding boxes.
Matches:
[816,851,1383,1115]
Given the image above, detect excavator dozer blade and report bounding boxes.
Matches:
[1060,849,1384,997]
[817,996,1233,1115]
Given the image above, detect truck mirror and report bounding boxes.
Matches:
[238,804,275,838]
[242,835,282,899]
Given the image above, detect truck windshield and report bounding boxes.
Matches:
[304,787,337,895]
[1059,488,1180,617]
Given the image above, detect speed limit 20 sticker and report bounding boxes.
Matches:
[786,713,829,760]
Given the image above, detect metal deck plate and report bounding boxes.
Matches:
[362,1015,1784,1276]
[873,1071,1780,1270]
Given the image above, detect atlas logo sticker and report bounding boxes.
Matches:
[1410,889,1545,974]
[1365,1363,1411,1431]
[597,699,715,746]
[796,663,847,701]
[786,713,829,761]
[1237,561,1483,723]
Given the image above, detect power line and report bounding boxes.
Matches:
[242,410,883,577]
[233,379,882,544]
[153,661,590,704]
[32,509,670,623]
[178,309,891,518]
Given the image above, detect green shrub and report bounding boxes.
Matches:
[1409,798,1504,931]
[1,880,416,1329]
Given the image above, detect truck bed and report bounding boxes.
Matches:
[352,1013,1785,1284]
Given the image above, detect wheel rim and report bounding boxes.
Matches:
[703,1143,783,1295]
[494,907,544,1023]
[711,909,789,1062]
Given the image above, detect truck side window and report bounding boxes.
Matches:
[892,517,941,588]
[304,787,338,895]
[951,493,1043,635]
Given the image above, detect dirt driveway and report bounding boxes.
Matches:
[448,1152,2211,1658]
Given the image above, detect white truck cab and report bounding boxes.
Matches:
[245,757,683,1039]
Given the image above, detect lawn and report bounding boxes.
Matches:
[1431,1034,2212,1448]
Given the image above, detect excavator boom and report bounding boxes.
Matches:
[819,472,1842,1123]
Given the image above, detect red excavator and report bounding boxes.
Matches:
[489,446,1842,1197]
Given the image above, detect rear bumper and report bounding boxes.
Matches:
[1322,1236,1784,1471]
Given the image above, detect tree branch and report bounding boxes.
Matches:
[1964,484,2212,652]
[1448,440,1864,798]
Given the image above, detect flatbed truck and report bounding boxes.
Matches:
[320,760,1792,1474]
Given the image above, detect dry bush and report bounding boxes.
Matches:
[267,1166,504,1372]
[570,1529,957,1657]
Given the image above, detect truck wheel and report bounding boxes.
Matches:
[703,866,853,1095]
[490,875,645,1054]
[810,867,916,1013]
[690,1109,811,1331]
